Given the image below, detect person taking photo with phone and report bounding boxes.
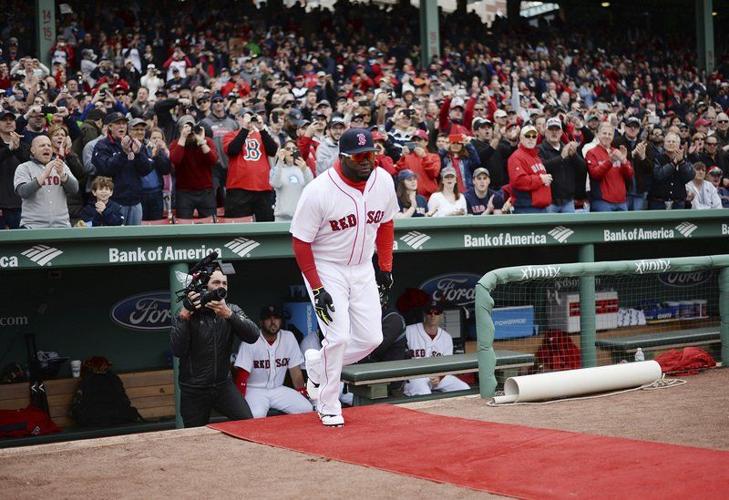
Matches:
[269,139,313,222]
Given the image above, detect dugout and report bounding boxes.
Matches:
[0,209,728,444]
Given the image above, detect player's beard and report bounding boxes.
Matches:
[342,157,373,181]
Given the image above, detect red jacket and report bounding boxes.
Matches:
[169,138,217,190]
[508,144,552,208]
[396,152,441,198]
[586,144,634,203]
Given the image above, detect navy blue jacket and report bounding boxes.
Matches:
[79,199,125,226]
[92,136,154,206]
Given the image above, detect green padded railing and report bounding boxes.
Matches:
[475,255,729,398]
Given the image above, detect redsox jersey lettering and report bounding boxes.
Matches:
[234,330,304,389]
[405,323,454,358]
[290,166,399,266]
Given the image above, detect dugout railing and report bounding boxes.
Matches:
[475,255,729,398]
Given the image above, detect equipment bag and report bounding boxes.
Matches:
[71,371,143,427]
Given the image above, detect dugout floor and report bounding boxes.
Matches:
[1,368,727,499]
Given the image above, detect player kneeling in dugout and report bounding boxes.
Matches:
[233,305,314,418]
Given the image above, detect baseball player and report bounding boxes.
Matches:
[233,305,313,418]
[290,128,399,427]
[403,301,470,396]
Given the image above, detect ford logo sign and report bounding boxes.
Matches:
[111,291,172,331]
[419,273,481,307]
[658,271,712,288]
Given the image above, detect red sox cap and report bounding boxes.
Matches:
[339,128,376,155]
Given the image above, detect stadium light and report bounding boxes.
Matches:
[601,1,610,7]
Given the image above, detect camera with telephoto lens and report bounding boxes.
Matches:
[176,251,235,313]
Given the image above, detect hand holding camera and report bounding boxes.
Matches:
[193,125,206,146]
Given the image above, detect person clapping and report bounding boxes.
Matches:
[14,135,78,228]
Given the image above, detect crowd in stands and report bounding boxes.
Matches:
[2,0,729,229]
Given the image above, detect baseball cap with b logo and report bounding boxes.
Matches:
[339,128,376,156]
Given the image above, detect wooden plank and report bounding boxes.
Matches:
[131,395,174,409]
[0,383,30,400]
[0,398,30,410]
[52,416,73,428]
[126,384,175,398]
[138,406,175,419]
[118,370,173,388]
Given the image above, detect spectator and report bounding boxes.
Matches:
[438,134,480,193]
[140,65,164,100]
[0,110,30,229]
[169,115,218,219]
[426,166,466,217]
[79,176,124,226]
[269,139,314,222]
[685,162,722,210]
[464,167,499,215]
[395,129,441,198]
[14,135,78,228]
[232,305,313,418]
[508,125,552,214]
[223,110,278,221]
[47,123,85,222]
[470,117,497,171]
[713,113,729,149]
[372,130,395,176]
[129,119,171,220]
[700,136,729,186]
[314,115,346,175]
[386,108,418,160]
[614,117,648,210]
[403,301,470,397]
[92,112,154,225]
[707,166,729,208]
[487,121,520,190]
[538,117,585,213]
[200,92,239,206]
[394,169,428,218]
[72,108,105,158]
[586,122,633,212]
[649,132,694,210]
[19,105,47,145]
[438,95,468,136]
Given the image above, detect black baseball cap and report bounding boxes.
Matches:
[339,128,376,155]
[425,300,444,314]
[260,304,283,320]
[0,109,16,120]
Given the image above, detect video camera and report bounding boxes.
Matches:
[176,251,235,312]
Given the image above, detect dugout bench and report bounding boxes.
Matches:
[341,350,535,406]
[595,326,721,363]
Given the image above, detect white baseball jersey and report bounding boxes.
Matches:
[234,329,304,389]
[405,323,454,358]
[290,166,399,265]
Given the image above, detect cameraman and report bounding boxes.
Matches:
[170,268,260,427]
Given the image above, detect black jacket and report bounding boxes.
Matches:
[538,141,587,202]
[650,153,695,202]
[486,139,516,190]
[170,304,259,388]
[0,140,30,209]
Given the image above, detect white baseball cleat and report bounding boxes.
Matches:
[319,413,344,427]
[304,349,321,402]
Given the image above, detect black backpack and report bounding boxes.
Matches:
[71,371,143,427]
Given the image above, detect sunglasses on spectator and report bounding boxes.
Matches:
[706,141,718,146]
[211,98,224,103]
[524,133,538,139]
[718,120,729,124]
[474,107,485,111]
[341,151,375,162]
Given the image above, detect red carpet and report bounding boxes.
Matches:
[210,405,729,499]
